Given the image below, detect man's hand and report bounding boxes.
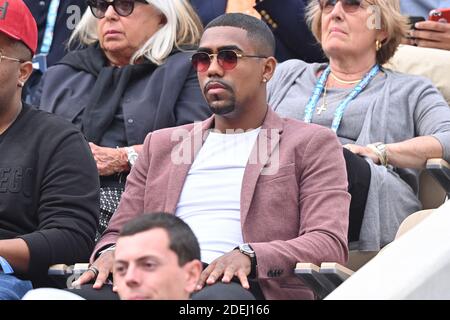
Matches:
[196,249,252,291]
[72,250,114,289]
[89,143,128,176]
[408,21,450,50]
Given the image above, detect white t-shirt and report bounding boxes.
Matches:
[175,128,261,263]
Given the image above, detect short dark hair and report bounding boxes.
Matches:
[205,13,275,57]
[0,33,33,61]
[119,213,201,266]
[13,40,33,61]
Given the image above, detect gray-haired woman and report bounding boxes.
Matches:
[33,0,211,237]
[268,0,450,251]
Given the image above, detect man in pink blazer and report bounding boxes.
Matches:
[76,13,350,300]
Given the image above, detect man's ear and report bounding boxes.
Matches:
[18,61,33,86]
[183,259,203,295]
[262,56,277,83]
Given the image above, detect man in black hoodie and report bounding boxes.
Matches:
[0,0,99,300]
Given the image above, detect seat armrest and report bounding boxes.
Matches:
[48,264,70,276]
[319,262,354,287]
[426,158,450,196]
[294,263,338,300]
[48,263,89,275]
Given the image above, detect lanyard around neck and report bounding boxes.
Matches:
[303,64,380,133]
[39,0,61,54]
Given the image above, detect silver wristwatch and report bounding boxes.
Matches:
[237,243,257,278]
[126,147,138,168]
[238,243,256,258]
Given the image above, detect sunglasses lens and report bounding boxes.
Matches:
[89,0,108,18]
[321,0,361,12]
[320,0,334,11]
[191,53,210,72]
[343,0,362,11]
[89,0,135,18]
[115,0,134,16]
[217,51,238,70]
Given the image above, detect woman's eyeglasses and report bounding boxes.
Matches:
[87,0,148,19]
[319,0,364,14]
[191,50,267,72]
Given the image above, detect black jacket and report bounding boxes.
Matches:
[33,49,211,146]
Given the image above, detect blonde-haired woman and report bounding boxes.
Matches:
[268,0,450,251]
[33,0,211,236]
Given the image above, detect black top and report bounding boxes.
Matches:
[0,104,99,282]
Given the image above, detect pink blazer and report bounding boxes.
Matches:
[94,109,350,300]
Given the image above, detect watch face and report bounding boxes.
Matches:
[129,154,138,165]
[127,147,139,166]
[240,243,255,255]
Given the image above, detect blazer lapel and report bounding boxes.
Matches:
[164,117,214,213]
[240,109,284,227]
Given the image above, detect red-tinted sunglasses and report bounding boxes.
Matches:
[191,50,267,72]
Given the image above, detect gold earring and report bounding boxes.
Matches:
[376,40,382,51]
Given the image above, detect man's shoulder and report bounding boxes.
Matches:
[23,105,81,136]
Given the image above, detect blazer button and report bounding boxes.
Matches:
[127,119,134,124]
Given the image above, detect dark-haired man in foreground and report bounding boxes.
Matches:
[113,213,203,300]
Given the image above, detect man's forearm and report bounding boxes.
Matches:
[0,238,30,273]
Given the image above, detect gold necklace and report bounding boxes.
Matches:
[317,76,355,116]
[330,72,361,85]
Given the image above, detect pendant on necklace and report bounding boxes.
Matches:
[317,103,327,115]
